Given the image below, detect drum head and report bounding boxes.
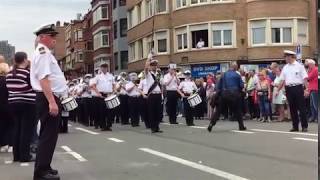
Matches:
[105,95,116,101]
[62,97,73,104]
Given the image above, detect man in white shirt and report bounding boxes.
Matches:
[196,38,205,49]
[115,72,129,125]
[125,73,142,127]
[144,59,163,133]
[77,74,92,126]
[177,70,197,126]
[163,66,180,124]
[91,63,115,131]
[138,74,150,129]
[277,50,309,132]
[31,24,65,180]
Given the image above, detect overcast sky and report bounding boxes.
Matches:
[0,0,90,58]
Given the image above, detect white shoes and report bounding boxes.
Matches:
[0,145,13,153]
[8,146,13,153]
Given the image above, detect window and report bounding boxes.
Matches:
[101,6,108,19]
[113,21,118,39]
[77,52,84,62]
[137,40,144,59]
[113,0,117,9]
[191,0,208,4]
[93,6,109,25]
[297,19,308,45]
[74,30,83,41]
[156,0,167,13]
[176,27,188,50]
[129,43,135,62]
[120,0,126,6]
[212,22,233,47]
[156,31,168,53]
[114,52,119,70]
[251,20,266,45]
[120,18,127,37]
[176,0,187,8]
[93,30,109,50]
[137,3,142,23]
[120,51,128,69]
[271,20,293,44]
[128,10,133,28]
[190,24,208,48]
[146,0,153,18]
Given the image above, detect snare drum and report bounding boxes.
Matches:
[187,93,202,107]
[61,97,78,111]
[104,95,120,109]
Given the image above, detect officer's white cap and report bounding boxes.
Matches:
[150,59,159,65]
[184,70,191,74]
[34,24,59,36]
[283,50,296,56]
[84,74,92,78]
[129,72,138,81]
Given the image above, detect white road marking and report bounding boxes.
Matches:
[75,127,99,135]
[251,129,318,137]
[292,137,318,142]
[4,160,13,164]
[231,130,255,134]
[108,138,125,143]
[20,163,29,167]
[139,148,250,180]
[190,126,207,129]
[61,146,87,162]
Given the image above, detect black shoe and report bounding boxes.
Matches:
[101,128,112,131]
[289,129,299,132]
[301,128,308,132]
[21,156,36,162]
[239,126,247,131]
[187,124,195,126]
[170,122,179,124]
[207,125,213,132]
[152,130,163,133]
[34,172,60,180]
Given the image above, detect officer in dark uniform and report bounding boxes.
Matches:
[30,24,67,180]
[208,63,247,132]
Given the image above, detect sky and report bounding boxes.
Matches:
[0,0,91,58]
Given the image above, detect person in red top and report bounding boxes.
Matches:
[305,59,318,122]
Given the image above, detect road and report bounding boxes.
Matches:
[0,118,318,180]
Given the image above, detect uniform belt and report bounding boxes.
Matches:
[286,83,302,87]
[100,92,112,97]
[151,92,161,94]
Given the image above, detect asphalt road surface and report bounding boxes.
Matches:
[0,118,318,180]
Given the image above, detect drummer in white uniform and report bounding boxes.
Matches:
[177,70,197,126]
[89,76,100,129]
[77,74,92,126]
[90,63,115,131]
[125,73,142,127]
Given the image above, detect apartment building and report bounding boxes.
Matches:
[127,0,318,76]
[113,0,129,73]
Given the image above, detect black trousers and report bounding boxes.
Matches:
[34,93,61,175]
[91,97,100,128]
[140,96,150,128]
[119,95,129,124]
[128,96,140,126]
[183,98,194,125]
[210,90,245,128]
[285,85,308,129]
[147,94,162,132]
[79,97,91,126]
[93,96,113,129]
[0,105,13,147]
[10,103,36,161]
[60,116,68,133]
[166,91,178,123]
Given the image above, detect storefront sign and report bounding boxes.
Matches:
[191,64,221,78]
